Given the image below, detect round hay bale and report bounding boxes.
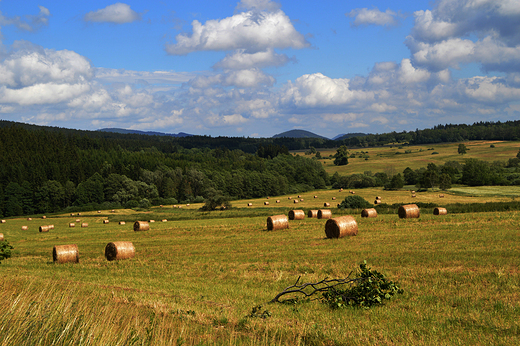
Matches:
[339,188,343,192]
[97,211,101,213]
[81,223,88,228]
[42,216,46,219]
[70,213,74,216]
[411,191,415,194]
[267,215,289,231]
[75,219,81,222]
[0,233,4,241]
[248,203,253,206]
[162,219,167,222]
[264,201,270,205]
[433,207,447,215]
[160,205,163,208]
[314,195,318,198]
[298,195,302,198]
[361,208,377,218]
[69,223,75,228]
[300,199,304,202]
[49,225,54,230]
[439,194,444,198]
[266,197,270,199]
[111,210,115,213]
[53,244,79,264]
[276,200,280,203]
[288,197,292,200]
[149,220,155,223]
[350,191,355,194]
[308,210,318,218]
[293,199,299,204]
[288,210,305,220]
[318,209,332,219]
[323,202,330,207]
[21,226,28,230]
[105,241,135,261]
[374,199,382,205]
[1,220,6,223]
[411,194,416,198]
[103,220,109,224]
[78,213,81,216]
[134,221,149,232]
[325,216,358,238]
[27,218,32,221]
[39,225,50,232]
[375,196,381,200]
[332,197,336,200]
[119,221,126,225]
[398,204,420,219]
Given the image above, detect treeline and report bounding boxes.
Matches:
[331,156,520,190]
[0,125,328,217]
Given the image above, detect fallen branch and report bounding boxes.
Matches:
[270,271,365,303]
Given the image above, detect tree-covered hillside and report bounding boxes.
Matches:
[0,124,328,217]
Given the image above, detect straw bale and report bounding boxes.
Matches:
[398,204,420,219]
[324,202,330,207]
[81,223,88,228]
[308,210,318,218]
[111,210,115,213]
[411,191,415,194]
[103,220,109,224]
[288,197,292,200]
[149,220,155,223]
[264,201,270,205]
[49,225,54,230]
[350,191,355,194]
[248,203,253,206]
[39,225,50,232]
[267,197,270,199]
[293,200,299,204]
[1,220,6,223]
[332,197,336,200]
[288,210,305,220]
[0,233,3,241]
[412,194,416,198]
[300,199,304,202]
[76,219,80,222]
[325,216,358,238]
[374,199,382,205]
[361,208,377,218]
[340,188,343,192]
[162,219,167,222]
[134,221,149,232]
[97,211,101,213]
[53,244,79,264]
[27,218,32,221]
[439,194,444,198]
[318,209,332,219]
[298,195,302,198]
[375,196,381,200]
[119,221,126,225]
[267,215,289,231]
[22,226,28,230]
[69,223,75,228]
[276,200,280,203]
[105,241,135,261]
[314,195,318,198]
[433,207,447,215]
[78,213,81,216]
[42,216,46,219]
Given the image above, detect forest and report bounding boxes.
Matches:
[2,119,520,217]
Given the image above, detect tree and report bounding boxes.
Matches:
[403,167,417,185]
[458,143,467,155]
[419,163,438,189]
[333,145,349,166]
[461,159,492,186]
[385,173,404,190]
[439,173,452,190]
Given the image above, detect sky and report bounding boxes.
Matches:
[0,0,519,138]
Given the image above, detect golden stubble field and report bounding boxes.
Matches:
[294,140,520,176]
[1,188,519,345]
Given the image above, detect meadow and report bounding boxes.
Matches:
[298,140,520,175]
[1,188,519,345]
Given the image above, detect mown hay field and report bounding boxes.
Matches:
[296,140,520,175]
[1,190,519,345]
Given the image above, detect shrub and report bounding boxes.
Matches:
[338,195,371,209]
[431,152,439,155]
[0,240,14,263]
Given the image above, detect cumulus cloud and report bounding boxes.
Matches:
[84,3,141,24]
[347,7,400,27]
[407,0,520,72]
[189,69,274,89]
[213,49,293,70]
[165,10,308,55]
[236,0,281,12]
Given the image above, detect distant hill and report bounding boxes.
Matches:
[272,129,329,139]
[334,133,368,141]
[98,128,192,137]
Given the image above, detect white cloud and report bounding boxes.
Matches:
[0,6,50,33]
[236,0,281,12]
[84,3,141,24]
[213,49,292,70]
[347,7,399,27]
[0,83,90,105]
[165,10,308,55]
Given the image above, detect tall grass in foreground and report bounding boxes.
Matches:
[1,207,519,345]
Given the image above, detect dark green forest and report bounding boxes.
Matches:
[0,123,327,217]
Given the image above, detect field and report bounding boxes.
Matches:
[296,140,520,175]
[1,188,519,345]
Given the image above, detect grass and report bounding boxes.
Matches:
[297,140,520,175]
[1,189,520,345]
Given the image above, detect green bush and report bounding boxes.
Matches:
[338,195,371,209]
[0,240,14,263]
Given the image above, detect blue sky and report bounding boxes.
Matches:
[1,0,519,138]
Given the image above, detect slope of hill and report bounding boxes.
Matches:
[334,132,368,141]
[98,128,192,137]
[272,129,329,139]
